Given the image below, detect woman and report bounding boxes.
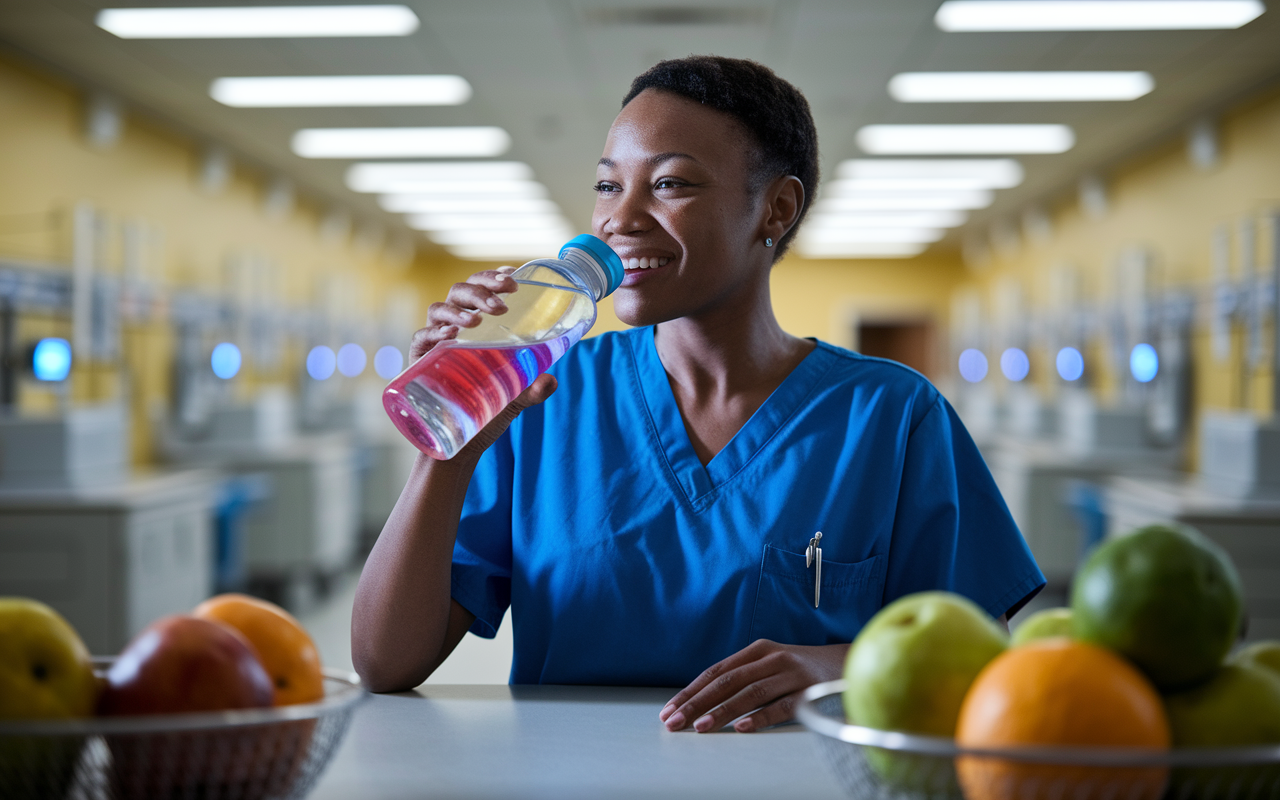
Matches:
[353,56,1044,733]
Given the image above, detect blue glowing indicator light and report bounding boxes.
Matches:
[958,349,988,383]
[307,346,336,380]
[1000,348,1030,382]
[337,343,367,377]
[1130,343,1158,383]
[374,345,404,380]
[211,342,242,379]
[1056,347,1084,381]
[32,338,72,382]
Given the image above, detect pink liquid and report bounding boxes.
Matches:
[382,325,585,459]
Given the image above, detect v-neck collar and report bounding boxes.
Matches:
[627,325,835,507]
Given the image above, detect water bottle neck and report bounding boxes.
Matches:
[516,250,609,301]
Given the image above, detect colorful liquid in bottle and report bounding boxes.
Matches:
[382,282,594,459]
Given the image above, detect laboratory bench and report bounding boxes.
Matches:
[309,684,845,800]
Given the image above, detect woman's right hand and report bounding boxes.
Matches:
[409,266,517,360]
[407,265,558,462]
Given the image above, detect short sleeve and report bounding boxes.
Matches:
[883,396,1045,619]
[450,431,515,639]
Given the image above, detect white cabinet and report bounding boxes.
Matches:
[0,471,218,654]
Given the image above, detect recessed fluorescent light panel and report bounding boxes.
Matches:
[97,5,420,38]
[380,196,560,215]
[801,228,946,244]
[292,127,510,159]
[211,75,471,107]
[796,242,928,259]
[448,244,572,260]
[347,162,533,192]
[805,211,970,229]
[935,0,1264,30]
[836,159,1024,188]
[889,72,1154,102]
[857,125,1075,155]
[355,161,577,260]
[817,191,995,211]
[428,229,574,246]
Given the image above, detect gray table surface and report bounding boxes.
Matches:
[309,684,848,800]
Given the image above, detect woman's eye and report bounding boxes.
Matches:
[592,182,618,193]
[655,178,686,190]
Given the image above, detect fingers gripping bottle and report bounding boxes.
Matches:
[383,235,624,460]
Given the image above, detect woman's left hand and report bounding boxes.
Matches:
[660,640,849,733]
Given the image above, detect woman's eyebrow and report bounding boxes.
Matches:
[597,152,700,168]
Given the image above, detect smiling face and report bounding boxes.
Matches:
[592,89,776,327]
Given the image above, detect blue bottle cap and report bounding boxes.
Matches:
[561,235,624,297]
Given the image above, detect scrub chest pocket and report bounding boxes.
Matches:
[748,544,887,646]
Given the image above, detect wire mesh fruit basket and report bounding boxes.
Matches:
[798,680,1280,800]
[0,660,366,800]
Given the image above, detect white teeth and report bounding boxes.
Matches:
[625,257,672,270]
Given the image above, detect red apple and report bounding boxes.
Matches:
[98,615,273,715]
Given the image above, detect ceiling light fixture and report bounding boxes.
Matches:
[800,228,946,244]
[380,196,561,215]
[447,244,570,260]
[797,242,928,259]
[836,159,1024,187]
[935,0,1264,31]
[828,178,1003,192]
[293,127,510,159]
[857,125,1074,154]
[889,71,1154,102]
[347,161,533,192]
[806,210,970,229]
[369,181,547,198]
[211,75,471,107]
[428,229,575,246]
[97,5,420,38]
[407,214,571,231]
[817,190,995,210]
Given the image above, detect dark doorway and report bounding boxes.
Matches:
[857,320,936,379]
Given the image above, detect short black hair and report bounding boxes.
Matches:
[622,55,819,260]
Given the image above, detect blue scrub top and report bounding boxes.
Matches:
[451,326,1044,686]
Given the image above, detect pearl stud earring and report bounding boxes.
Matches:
[765,237,774,247]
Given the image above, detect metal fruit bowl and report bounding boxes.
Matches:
[0,659,366,800]
[798,680,1280,800]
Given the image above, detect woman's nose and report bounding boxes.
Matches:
[597,188,652,237]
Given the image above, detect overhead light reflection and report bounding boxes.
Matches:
[935,0,1264,31]
[347,161,533,191]
[212,75,471,107]
[292,127,510,159]
[889,72,1154,102]
[856,125,1075,155]
[97,5,420,38]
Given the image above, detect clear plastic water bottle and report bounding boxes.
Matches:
[382,235,624,460]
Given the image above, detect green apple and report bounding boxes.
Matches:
[1165,664,1280,747]
[1232,641,1280,678]
[1164,663,1280,799]
[1010,608,1073,647]
[843,592,1007,790]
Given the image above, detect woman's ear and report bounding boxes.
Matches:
[761,175,804,249]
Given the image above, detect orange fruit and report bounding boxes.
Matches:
[193,594,324,705]
[955,639,1170,800]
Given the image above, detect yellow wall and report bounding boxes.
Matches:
[0,55,436,464]
[954,83,1280,441]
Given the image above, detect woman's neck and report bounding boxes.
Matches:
[652,275,815,463]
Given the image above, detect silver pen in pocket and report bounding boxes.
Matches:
[805,531,823,608]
